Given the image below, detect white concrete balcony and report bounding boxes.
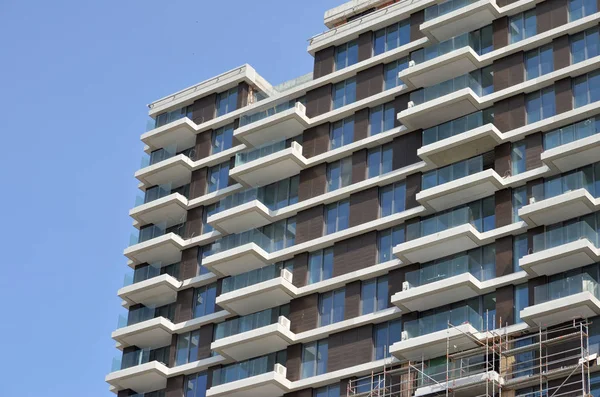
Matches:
[202,231,272,277]
[206,364,291,397]
[518,189,597,227]
[209,200,274,235]
[211,316,295,361]
[541,133,600,173]
[400,47,482,89]
[391,323,480,361]
[112,317,174,350]
[230,141,308,187]
[142,118,197,158]
[135,154,194,189]
[519,221,600,276]
[418,123,502,167]
[520,274,600,327]
[417,169,504,212]
[398,88,484,130]
[392,273,484,313]
[420,0,499,42]
[106,361,169,395]
[235,102,310,148]
[395,223,483,265]
[216,269,297,316]
[118,274,180,308]
[130,193,188,229]
[124,233,185,266]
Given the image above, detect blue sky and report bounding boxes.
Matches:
[0,1,340,395]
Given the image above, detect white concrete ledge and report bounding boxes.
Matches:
[542,133,600,173]
[118,274,181,308]
[520,291,600,327]
[129,193,188,229]
[207,364,291,397]
[520,239,600,277]
[519,189,598,227]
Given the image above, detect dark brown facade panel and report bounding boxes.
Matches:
[353,107,370,142]
[191,93,216,125]
[227,156,236,186]
[194,129,212,161]
[553,35,571,71]
[352,149,367,184]
[313,46,336,79]
[295,205,324,244]
[528,276,547,307]
[496,0,519,7]
[175,288,195,323]
[495,188,513,228]
[327,324,373,372]
[292,252,309,288]
[493,52,524,92]
[493,17,509,50]
[286,344,303,381]
[306,84,333,118]
[168,334,177,367]
[525,132,543,171]
[345,281,362,319]
[197,323,214,360]
[190,167,208,199]
[284,390,313,397]
[358,31,374,62]
[333,231,377,277]
[496,235,514,277]
[534,0,567,35]
[298,163,327,202]
[165,375,185,397]
[493,95,526,133]
[410,10,425,41]
[393,94,410,128]
[236,82,249,109]
[555,77,573,114]
[494,142,512,178]
[303,123,331,158]
[389,263,419,306]
[356,64,384,101]
[289,294,319,333]
[180,247,199,281]
[496,285,515,328]
[405,172,422,209]
[349,187,379,227]
[184,206,203,239]
[392,130,422,170]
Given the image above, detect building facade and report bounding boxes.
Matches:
[106,0,600,396]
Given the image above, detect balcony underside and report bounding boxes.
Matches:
[418,124,502,167]
[234,105,310,148]
[203,244,270,277]
[112,317,173,349]
[106,362,168,395]
[142,118,197,154]
[415,371,501,397]
[541,134,600,173]
[401,48,481,88]
[390,324,479,361]
[420,0,498,42]
[520,291,600,327]
[230,145,307,188]
[206,370,290,397]
[209,201,273,235]
[417,170,504,212]
[520,239,599,277]
[518,189,597,227]
[216,276,297,316]
[392,273,482,313]
[118,274,180,308]
[124,233,184,266]
[135,154,193,189]
[212,323,294,361]
[130,194,188,229]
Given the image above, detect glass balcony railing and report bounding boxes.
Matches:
[544,116,600,150]
[239,98,304,127]
[123,262,180,287]
[217,177,299,213]
[534,273,598,304]
[214,307,289,340]
[134,183,190,207]
[411,33,471,65]
[403,305,482,339]
[129,222,185,246]
[418,359,489,387]
[112,346,170,372]
[410,68,493,106]
[235,140,287,166]
[531,169,600,202]
[203,221,295,257]
[424,0,479,21]
[222,262,293,294]
[211,352,286,387]
[139,145,196,169]
[117,304,176,329]
[532,220,598,253]
[421,154,489,190]
[422,109,494,146]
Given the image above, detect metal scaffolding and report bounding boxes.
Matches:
[347,318,593,397]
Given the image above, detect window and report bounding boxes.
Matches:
[509,10,536,44]
[525,44,553,80]
[368,143,393,178]
[196,247,211,276]
[526,87,555,123]
[379,181,406,217]
[378,226,405,263]
[259,175,300,210]
[421,154,487,190]
[422,109,494,145]
[302,339,328,378]
[212,352,286,386]
[332,77,357,109]
[207,162,230,193]
[330,116,354,149]
[211,124,234,154]
[193,283,217,318]
[319,288,345,326]
[384,58,408,89]
[335,40,358,70]
[308,248,334,284]
[513,186,527,222]
[373,319,401,360]
[155,105,193,128]
[362,276,388,315]
[327,157,352,191]
[511,141,527,176]
[573,70,600,108]
[216,88,238,116]
[374,20,410,55]
[370,102,396,135]
[571,27,600,64]
[513,234,528,272]
[176,330,201,366]
[185,371,208,397]
[261,217,296,251]
[202,203,219,234]
[514,283,529,324]
[325,200,350,234]
[545,117,600,150]
[482,292,496,329]
[569,0,597,21]
[314,384,340,397]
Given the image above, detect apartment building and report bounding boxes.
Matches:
[106,0,600,396]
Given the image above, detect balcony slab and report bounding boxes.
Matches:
[520,291,600,327]
[519,239,599,277]
[518,189,598,227]
[118,274,181,308]
[541,134,600,173]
